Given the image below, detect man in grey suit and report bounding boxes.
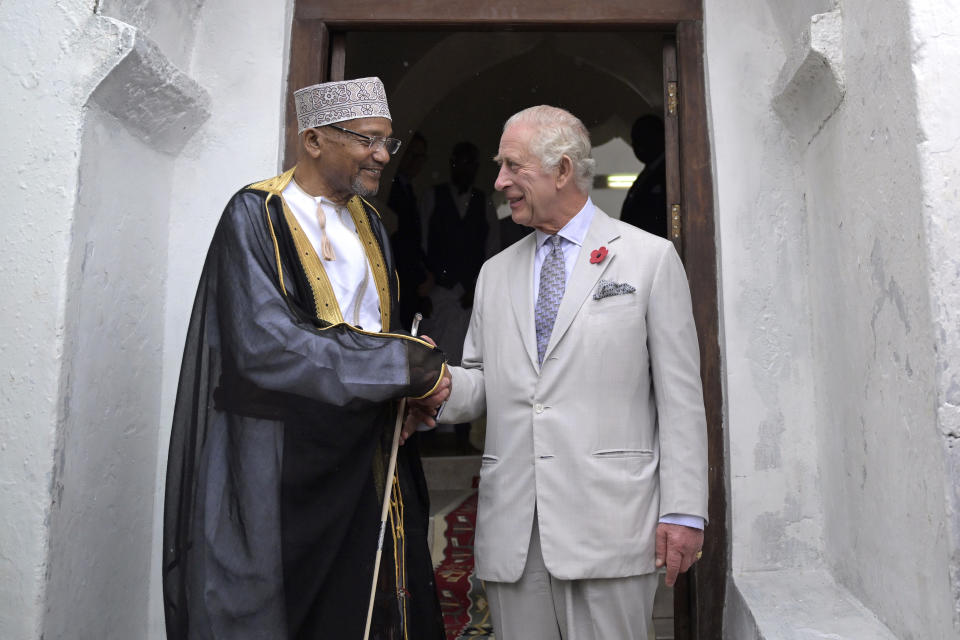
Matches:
[409,105,708,639]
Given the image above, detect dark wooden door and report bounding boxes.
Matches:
[283,4,725,638]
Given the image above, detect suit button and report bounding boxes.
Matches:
[534,403,544,414]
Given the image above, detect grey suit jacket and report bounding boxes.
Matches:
[441,207,708,583]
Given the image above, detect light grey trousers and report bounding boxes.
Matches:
[484,517,659,640]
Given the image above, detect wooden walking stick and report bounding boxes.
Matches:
[362,312,423,640]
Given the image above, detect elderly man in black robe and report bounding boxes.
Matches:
[162,77,450,640]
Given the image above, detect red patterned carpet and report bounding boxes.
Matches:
[433,491,494,639]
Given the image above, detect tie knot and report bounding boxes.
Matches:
[549,235,561,248]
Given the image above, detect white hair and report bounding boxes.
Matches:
[503,105,596,193]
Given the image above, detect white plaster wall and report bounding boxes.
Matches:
[704,0,823,576]
[708,0,959,636]
[150,0,294,635]
[764,0,837,50]
[42,102,173,639]
[910,0,960,627]
[802,0,954,635]
[0,2,144,637]
[0,0,248,636]
[38,0,212,633]
[98,0,204,70]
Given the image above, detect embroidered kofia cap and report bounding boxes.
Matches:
[294,77,392,133]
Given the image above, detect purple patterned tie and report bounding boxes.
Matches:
[535,235,566,364]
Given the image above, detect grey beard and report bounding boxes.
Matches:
[351,175,378,198]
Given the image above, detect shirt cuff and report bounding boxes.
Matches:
[659,514,705,530]
[415,400,447,432]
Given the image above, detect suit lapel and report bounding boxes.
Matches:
[509,233,540,369]
[542,210,621,362]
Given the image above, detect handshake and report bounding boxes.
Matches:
[402,334,452,445]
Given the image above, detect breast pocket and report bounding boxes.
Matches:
[578,285,647,389]
[587,293,640,320]
[583,291,645,339]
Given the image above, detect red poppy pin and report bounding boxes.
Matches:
[589,246,609,264]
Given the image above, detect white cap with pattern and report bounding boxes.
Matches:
[293,76,391,134]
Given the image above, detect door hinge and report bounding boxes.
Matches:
[671,204,682,240]
[667,81,678,116]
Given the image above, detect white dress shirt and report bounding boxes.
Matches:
[532,198,596,297]
[283,179,382,332]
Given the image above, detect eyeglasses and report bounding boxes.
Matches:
[327,124,402,155]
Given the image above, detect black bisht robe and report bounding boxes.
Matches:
[162,168,446,640]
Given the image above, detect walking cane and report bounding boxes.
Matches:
[362,312,423,640]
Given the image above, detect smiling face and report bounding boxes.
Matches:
[494,123,563,233]
[314,116,393,203]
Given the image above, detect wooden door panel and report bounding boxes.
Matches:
[663,36,682,256]
[677,20,726,640]
[330,33,346,81]
[295,0,700,25]
[283,19,329,169]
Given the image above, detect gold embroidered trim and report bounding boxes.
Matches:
[347,196,391,331]
[248,168,296,194]
[388,474,409,640]
[411,362,447,401]
[263,193,287,297]
[249,167,345,325]
[252,168,297,297]
[316,322,436,346]
[280,200,344,325]
[250,170,438,345]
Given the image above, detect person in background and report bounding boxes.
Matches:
[388,131,433,329]
[620,114,668,238]
[420,141,499,453]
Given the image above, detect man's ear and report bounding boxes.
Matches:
[555,155,574,189]
[301,128,324,159]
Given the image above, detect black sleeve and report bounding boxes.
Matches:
[213,190,445,407]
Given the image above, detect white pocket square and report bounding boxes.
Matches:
[594,280,636,300]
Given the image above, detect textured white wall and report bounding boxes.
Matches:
[0,2,141,637]
[803,0,954,635]
[910,0,960,627]
[42,102,173,639]
[98,0,204,70]
[708,0,959,636]
[0,0,287,636]
[763,0,837,49]
[37,0,211,634]
[705,0,823,576]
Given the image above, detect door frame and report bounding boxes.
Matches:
[283,3,725,638]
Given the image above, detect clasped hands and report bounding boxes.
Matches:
[400,335,452,445]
